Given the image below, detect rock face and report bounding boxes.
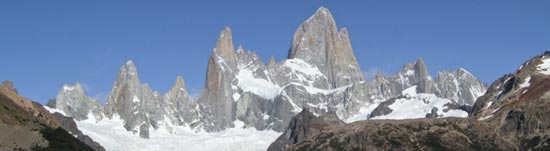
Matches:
[48,82,103,121]
[288,7,364,88]
[102,61,192,138]
[0,81,95,151]
[270,52,550,151]
[197,27,239,131]
[50,7,487,140]
[104,60,160,138]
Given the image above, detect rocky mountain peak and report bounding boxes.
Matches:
[214,27,236,62]
[0,80,18,94]
[62,82,84,93]
[118,60,140,83]
[268,56,276,68]
[308,6,337,30]
[175,76,185,88]
[55,82,104,121]
[288,7,363,88]
[414,58,430,79]
[167,76,187,97]
[287,7,337,62]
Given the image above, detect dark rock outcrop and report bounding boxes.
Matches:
[52,113,105,151]
[267,109,345,151]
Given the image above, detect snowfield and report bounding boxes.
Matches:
[76,118,281,151]
[44,107,281,151]
[371,86,468,120]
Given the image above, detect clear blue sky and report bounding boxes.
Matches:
[1,0,549,104]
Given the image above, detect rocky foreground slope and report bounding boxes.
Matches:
[268,52,550,151]
[0,81,100,151]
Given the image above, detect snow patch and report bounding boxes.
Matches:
[537,58,550,75]
[283,59,324,78]
[293,83,350,95]
[345,101,385,123]
[519,76,531,89]
[405,69,415,76]
[132,96,140,103]
[43,106,67,116]
[236,69,282,100]
[478,115,494,121]
[371,87,468,120]
[232,93,241,101]
[401,86,417,97]
[63,85,75,91]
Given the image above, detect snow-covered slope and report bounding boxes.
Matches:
[46,108,280,151]
[347,86,469,122]
[370,86,468,120]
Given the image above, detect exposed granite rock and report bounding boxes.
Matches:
[103,61,193,138]
[54,82,104,121]
[288,7,364,88]
[196,27,239,132]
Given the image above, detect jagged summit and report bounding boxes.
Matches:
[304,6,337,29]
[268,56,276,68]
[214,27,236,62]
[175,75,185,88]
[1,80,18,94]
[414,58,430,78]
[48,7,490,147]
[53,82,104,121]
[288,7,363,88]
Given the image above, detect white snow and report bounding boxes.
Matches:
[306,102,328,112]
[405,69,415,76]
[235,68,282,100]
[401,85,417,97]
[345,101,384,123]
[478,115,494,121]
[44,106,67,116]
[519,76,531,89]
[63,85,75,91]
[283,59,324,78]
[74,116,280,151]
[537,58,550,75]
[132,96,140,103]
[291,82,350,95]
[371,86,468,120]
[232,93,241,101]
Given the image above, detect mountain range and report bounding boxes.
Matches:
[44,7,487,142]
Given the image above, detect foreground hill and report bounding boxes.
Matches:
[0,81,98,151]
